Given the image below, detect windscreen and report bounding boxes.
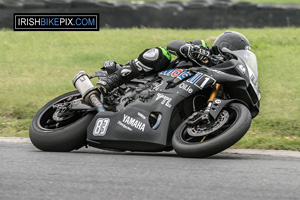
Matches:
[232,50,258,79]
[229,49,261,101]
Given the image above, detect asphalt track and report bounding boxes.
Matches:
[1,138,300,200]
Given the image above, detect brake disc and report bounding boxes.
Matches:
[187,110,230,137]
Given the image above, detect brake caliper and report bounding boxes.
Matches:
[186,111,210,126]
[52,103,74,122]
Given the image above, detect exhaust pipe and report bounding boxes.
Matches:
[72,71,105,112]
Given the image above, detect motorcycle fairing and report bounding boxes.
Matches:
[86,49,261,151]
[86,69,217,151]
[209,50,260,117]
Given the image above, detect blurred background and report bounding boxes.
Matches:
[1,0,300,28]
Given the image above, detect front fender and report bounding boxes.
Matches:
[209,98,248,119]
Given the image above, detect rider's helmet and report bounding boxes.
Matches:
[211,31,251,55]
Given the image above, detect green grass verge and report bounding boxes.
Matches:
[0,28,300,150]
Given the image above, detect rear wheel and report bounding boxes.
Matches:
[172,102,251,158]
[29,91,96,152]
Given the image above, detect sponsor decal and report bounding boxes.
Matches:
[160,69,216,91]
[122,114,146,132]
[156,93,172,108]
[187,72,203,84]
[93,118,110,136]
[188,74,216,90]
[137,112,146,120]
[134,59,152,72]
[250,74,258,86]
[153,80,164,91]
[237,65,246,75]
[215,99,222,104]
[179,82,193,93]
[117,121,132,131]
[160,69,192,80]
[197,76,212,89]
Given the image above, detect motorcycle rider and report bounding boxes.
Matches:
[97,31,251,94]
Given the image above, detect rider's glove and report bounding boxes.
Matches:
[179,44,210,63]
[97,77,113,94]
[102,60,122,74]
[192,45,210,61]
[97,73,122,94]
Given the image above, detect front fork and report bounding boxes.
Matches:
[205,83,221,112]
[186,83,221,125]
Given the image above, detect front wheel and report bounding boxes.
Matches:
[172,102,251,158]
[29,90,96,152]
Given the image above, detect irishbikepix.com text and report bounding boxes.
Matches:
[14,13,99,31]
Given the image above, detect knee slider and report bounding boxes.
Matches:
[133,47,171,74]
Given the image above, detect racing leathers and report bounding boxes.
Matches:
[97,39,216,94]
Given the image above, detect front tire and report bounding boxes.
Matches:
[172,102,251,158]
[29,91,96,152]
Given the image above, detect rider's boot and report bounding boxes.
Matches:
[97,47,171,94]
[97,61,140,94]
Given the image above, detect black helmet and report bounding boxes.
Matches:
[211,31,251,55]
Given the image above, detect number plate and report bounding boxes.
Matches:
[93,118,110,136]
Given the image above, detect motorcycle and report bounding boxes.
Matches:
[29,47,260,158]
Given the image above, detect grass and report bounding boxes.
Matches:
[0,28,300,151]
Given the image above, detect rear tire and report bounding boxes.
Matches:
[172,102,251,158]
[29,91,96,152]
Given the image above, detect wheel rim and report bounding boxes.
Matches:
[37,93,88,131]
[180,106,239,143]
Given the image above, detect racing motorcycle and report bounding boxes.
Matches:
[29,47,260,158]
